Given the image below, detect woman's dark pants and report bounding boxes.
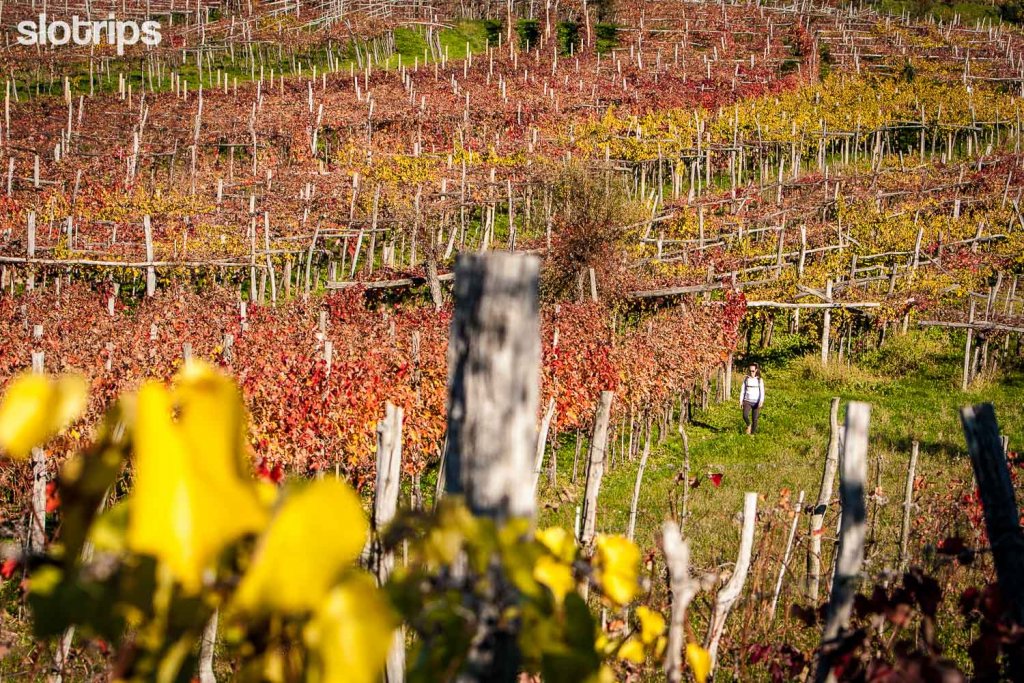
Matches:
[743,401,761,433]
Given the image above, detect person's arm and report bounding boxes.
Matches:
[738,378,744,406]
[758,378,765,407]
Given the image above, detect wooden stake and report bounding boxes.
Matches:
[963,300,976,391]
[807,398,841,601]
[580,390,615,547]
[443,253,540,521]
[706,491,758,674]
[532,397,557,496]
[626,430,652,541]
[29,350,46,553]
[815,402,870,683]
[374,403,406,683]
[898,441,919,572]
[960,405,1024,636]
[770,490,806,620]
[663,520,699,683]
[144,215,156,296]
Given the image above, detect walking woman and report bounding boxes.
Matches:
[739,363,765,434]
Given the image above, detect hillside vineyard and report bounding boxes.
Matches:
[0,0,1023,681]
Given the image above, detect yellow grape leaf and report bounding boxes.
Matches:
[533,555,575,605]
[128,363,267,592]
[617,636,645,664]
[594,535,640,606]
[686,643,712,683]
[536,526,576,563]
[0,373,87,460]
[303,573,397,683]
[636,606,666,645]
[174,360,254,483]
[233,479,368,613]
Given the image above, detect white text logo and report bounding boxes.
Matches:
[16,14,162,56]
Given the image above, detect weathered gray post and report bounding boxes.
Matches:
[26,211,36,291]
[898,441,920,572]
[960,405,1024,633]
[706,492,758,675]
[820,279,833,365]
[198,613,218,683]
[374,402,405,683]
[443,252,540,521]
[770,490,806,620]
[29,350,46,553]
[807,397,841,601]
[815,402,870,683]
[531,397,556,497]
[663,520,699,683]
[222,333,234,365]
[442,252,540,682]
[962,300,976,391]
[144,215,156,297]
[626,431,651,541]
[580,390,615,547]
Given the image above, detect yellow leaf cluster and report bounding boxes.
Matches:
[128,362,269,592]
[0,373,87,460]
[594,534,640,606]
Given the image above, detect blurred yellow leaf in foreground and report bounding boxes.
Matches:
[686,642,712,683]
[0,373,87,460]
[233,478,368,613]
[594,535,640,606]
[303,573,397,683]
[128,361,267,592]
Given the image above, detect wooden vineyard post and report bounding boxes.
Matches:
[679,418,691,533]
[663,520,699,683]
[898,441,920,572]
[807,397,842,601]
[531,397,556,497]
[962,300,976,391]
[705,491,757,674]
[264,213,277,305]
[960,404,1024,675]
[144,215,156,297]
[580,390,615,547]
[29,350,46,553]
[223,333,234,365]
[724,353,733,401]
[770,490,806,620]
[821,279,833,365]
[198,613,218,683]
[26,211,35,291]
[442,252,540,682]
[323,340,333,377]
[815,402,870,683]
[443,252,540,522]
[626,430,651,541]
[374,402,405,683]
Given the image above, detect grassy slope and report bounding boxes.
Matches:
[21,20,493,98]
[538,330,1024,574]
[534,330,1023,676]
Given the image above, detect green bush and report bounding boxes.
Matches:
[516,19,540,50]
[860,331,947,378]
[556,21,580,55]
[793,354,885,392]
[1002,0,1024,23]
[595,23,618,54]
[481,19,502,45]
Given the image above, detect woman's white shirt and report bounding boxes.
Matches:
[741,376,763,404]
